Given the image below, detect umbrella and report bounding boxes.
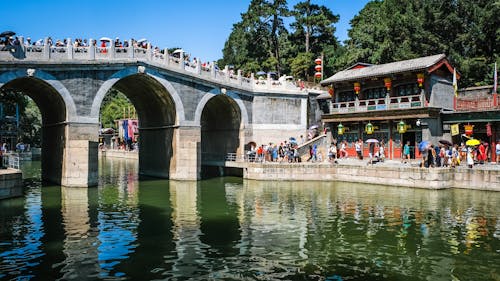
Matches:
[137,38,148,43]
[365,139,379,143]
[289,137,296,142]
[256,71,266,76]
[418,141,429,152]
[439,139,452,146]
[172,49,184,54]
[0,31,15,37]
[99,37,112,42]
[466,139,480,146]
[309,125,319,130]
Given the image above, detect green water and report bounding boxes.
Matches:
[0,158,499,280]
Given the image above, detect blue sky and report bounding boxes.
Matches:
[1,0,370,62]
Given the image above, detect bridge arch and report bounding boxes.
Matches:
[0,69,76,184]
[90,67,185,123]
[0,69,77,121]
[92,66,184,178]
[197,89,247,174]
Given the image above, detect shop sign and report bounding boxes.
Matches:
[376,104,386,110]
[451,124,459,136]
[399,103,411,109]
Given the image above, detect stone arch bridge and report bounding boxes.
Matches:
[0,38,308,186]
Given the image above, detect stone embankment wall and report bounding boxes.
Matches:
[99,150,138,160]
[0,170,23,199]
[243,163,500,191]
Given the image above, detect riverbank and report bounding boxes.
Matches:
[0,168,23,199]
[242,158,500,191]
[99,149,138,160]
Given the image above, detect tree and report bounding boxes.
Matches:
[221,0,290,75]
[100,89,134,129]
[338,0,500,87]
[290,0,339,54]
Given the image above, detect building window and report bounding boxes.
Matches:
[395,83,420,97]
[338,91,356,103]
[362,87,386,100]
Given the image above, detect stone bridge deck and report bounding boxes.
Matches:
[0,36,302,95]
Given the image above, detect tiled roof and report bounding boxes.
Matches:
[321,54,446,85]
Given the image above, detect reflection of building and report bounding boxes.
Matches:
[319,54,499,160]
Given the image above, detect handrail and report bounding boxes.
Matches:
[3,154,20,169]
[0,37,304,95]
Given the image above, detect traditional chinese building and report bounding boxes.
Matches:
[442,85,499,156]
[319,54,458,159]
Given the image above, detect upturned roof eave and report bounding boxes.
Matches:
[320,54,448,86]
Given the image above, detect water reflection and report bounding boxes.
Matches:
[0,159,498,281]
[0,186,44,280]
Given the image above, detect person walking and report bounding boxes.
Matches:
[402,141,410,163]
[355,139,363,160]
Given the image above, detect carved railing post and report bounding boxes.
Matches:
[146,42,152,61]
[128,39,134,58]
[224,65,229,82]
[43,37,50,60]
[211,61,216,78]
[197,58,202,74]
[164,48,169,66]
[179,51,184,70]
[18,36,26,57]
[88,39,95,60]
[237,69,242,85]
[67,38,73,59]
[109,40,115,59]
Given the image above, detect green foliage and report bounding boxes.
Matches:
[222,0,498,86]
[222,0,338,80]
[339,0,500,87]
[100,89,134,129]
[0,89,41,145]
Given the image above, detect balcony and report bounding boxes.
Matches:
[328,93,425,114]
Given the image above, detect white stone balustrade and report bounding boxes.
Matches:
[0,36,303,94]
[328,93,426,113]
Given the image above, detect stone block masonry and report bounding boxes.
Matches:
[0,169,23,199]
[243,163,500,191]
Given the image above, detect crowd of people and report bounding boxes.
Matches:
[419,139,500,169]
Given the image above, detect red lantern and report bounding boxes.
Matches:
[384,77,392,91]
[354,82,361,94]
[315,64,322,72]
[314,72,322,78]
[464,124,474,136]
[328,85,334,97]
[417,73,425,87]
[315,58,322,65]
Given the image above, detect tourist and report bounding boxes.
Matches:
[379,142,385,162]
[368,142,375,165]
[355,139,363,160]
[340,140,348,159]
[402,141,410,163]
[328,143,337,163]
[496,140,500,164]
[478,142,486,164]
[467,146,474,168]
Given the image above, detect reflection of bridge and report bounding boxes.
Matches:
[0,36,309,186]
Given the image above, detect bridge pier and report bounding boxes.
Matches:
[169,126,201,180]
[61,123,99,187]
